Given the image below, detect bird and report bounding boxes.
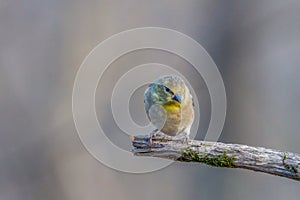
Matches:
[144,75,195,141]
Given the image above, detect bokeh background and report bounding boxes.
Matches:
[1,0,300,199]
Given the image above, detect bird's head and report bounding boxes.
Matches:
[149,75,187,110]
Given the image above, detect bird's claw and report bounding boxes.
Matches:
[148,129,159,147]
[174,132,189,143]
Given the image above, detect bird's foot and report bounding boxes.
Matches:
[147,129,159,146]
[174,132,189,143]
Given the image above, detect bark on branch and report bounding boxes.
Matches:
[130,134,300,181]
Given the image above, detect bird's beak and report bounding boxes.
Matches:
[172,94,182,104]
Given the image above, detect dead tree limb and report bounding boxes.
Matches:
[131,134,300,181]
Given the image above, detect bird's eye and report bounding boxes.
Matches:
[164,86,173,94]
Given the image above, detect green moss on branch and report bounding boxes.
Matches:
[282,152,299,174]
[179,149,236,168]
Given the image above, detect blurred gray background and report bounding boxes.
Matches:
[1,0,300,200]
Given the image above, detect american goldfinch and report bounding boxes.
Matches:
[144,75,194,140]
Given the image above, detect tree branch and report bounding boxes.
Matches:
[130,134,300,181]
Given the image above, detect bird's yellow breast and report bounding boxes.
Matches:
[162,101,181,111]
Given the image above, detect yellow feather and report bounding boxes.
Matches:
[163,101,181,111]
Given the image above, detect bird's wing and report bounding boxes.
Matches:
[143,86,151,119]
